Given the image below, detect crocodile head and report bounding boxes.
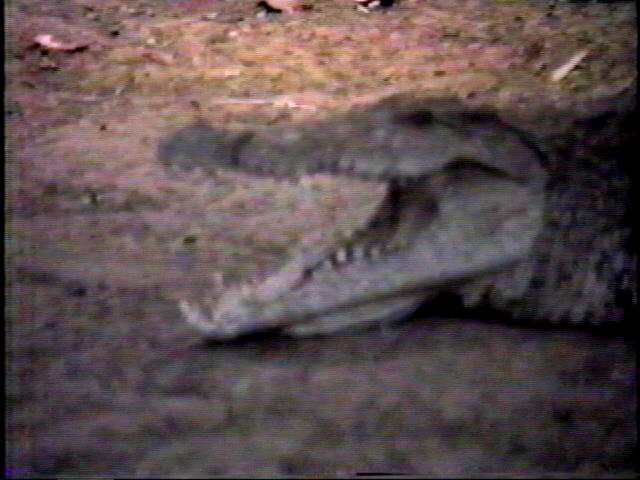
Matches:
[159,95,632,340]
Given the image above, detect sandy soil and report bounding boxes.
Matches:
[5,0,636,476]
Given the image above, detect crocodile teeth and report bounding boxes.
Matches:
[213,272,225,289]
[352,245,366,260]
[383,242,399,253]
[180,301,217,331]
[335,248,348,264]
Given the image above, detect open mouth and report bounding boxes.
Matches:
[179,161,547,340]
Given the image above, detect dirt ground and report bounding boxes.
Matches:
[5,0,637,477]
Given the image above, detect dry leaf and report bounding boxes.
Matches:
[33,34,90,52]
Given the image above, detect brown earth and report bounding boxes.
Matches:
[5,0,637,477]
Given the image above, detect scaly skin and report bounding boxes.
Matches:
[158,94,635,339]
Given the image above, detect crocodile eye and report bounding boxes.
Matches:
[395,109,434,127]
[459,110,497,124]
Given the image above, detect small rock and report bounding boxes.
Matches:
[354,0,395,12]
[257,0,304,14]
[66,281,88,297]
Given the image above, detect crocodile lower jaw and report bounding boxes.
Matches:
[180,229,539,339]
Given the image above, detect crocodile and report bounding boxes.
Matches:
[158,93,636,340]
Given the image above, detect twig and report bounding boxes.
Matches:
[550,50,589,82]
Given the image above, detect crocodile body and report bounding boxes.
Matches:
[158,94,635,340]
